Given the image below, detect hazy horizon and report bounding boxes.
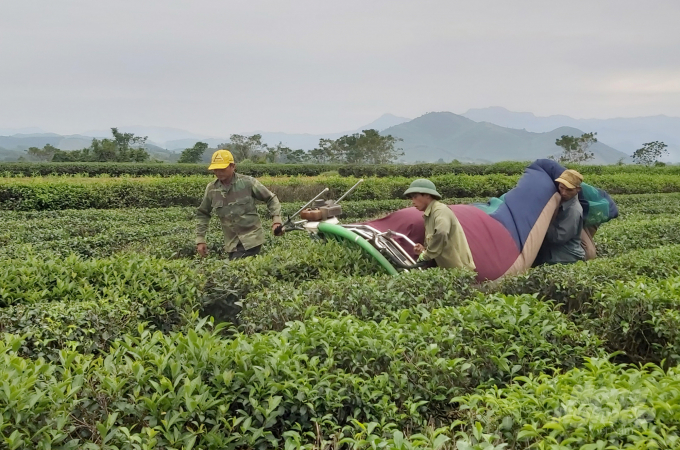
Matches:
[1,1,679,136]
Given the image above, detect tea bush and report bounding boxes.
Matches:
[238,245,680,366]
[295,294,604,395]
[594,216,680,256]
[0,298,149,361]
[199,237,386,324]
[455,358,680,449]
[495,244,680,311]
[579,276,680,365]
[613,192,680,217]
[337,161,532,177]
[337,161,680,178]
[0,337,85,449]
[0,176,209,210]
[0,254,201,308]
[3,175,680,448]
[0,174,516,210]
[240,268,478,333]
[2,193,680,261]
[0,254,204,361]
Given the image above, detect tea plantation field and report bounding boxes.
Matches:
[2,168,680,449]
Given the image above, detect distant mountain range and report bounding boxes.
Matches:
[381,112,628,164]
[0,127,47,135]
[1,109,677,163]
[145,114,413,151]
[462,107,680,162]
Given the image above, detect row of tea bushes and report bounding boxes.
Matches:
[591,215,680,257]
[4,173,680,209]
[0,254,201,307]
[3,242,679,366]
[1,328,673,449]
[3,160,679,178]
[3,211,680,367]
[239,268,478,333]
[2,191,678,225]
[0,290,602,449]
[2,193,680,261]
[240,245,680,366]
[199,237,386,324]
[0,161,340,178]
[337,161,680,178]
[0,174,515,209]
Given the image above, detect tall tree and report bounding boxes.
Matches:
[309,138,342,163]
[221,134,268,162]
[554,132,597,164]
[50,128,150,162]
[52,148,88,162]
[333,134,362,163]
[264,143,282,163]
[90,138,118,162]
[632,141,668,166]
[26,144,58,161]
[311,130,403,164]
[178,142,209,164]
[281,148,308,164]
[359,129,404,164]
[110,128,149,162]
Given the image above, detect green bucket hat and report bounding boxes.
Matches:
[403,179,442,199]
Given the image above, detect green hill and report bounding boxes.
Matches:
[381,112,631,164]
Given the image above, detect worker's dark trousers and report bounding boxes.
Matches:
[228,242,262,260]
[424,259,438,268]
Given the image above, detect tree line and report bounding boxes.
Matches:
[553,132,669,166]
[179,129,404,165]
[23,127,670,166]
[25,128,405,165]
[26,128,150,163]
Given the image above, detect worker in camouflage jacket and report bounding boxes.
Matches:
[196,150,283,260]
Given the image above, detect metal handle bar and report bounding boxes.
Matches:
[336,179,364,203]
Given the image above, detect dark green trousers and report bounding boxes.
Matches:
[228,242,262,260]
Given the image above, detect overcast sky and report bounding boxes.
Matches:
[1,0,679,136]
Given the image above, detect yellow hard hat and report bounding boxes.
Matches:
[208,150,235,170]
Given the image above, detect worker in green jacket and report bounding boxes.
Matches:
[196,150,283,260]
[404,179,476,271]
